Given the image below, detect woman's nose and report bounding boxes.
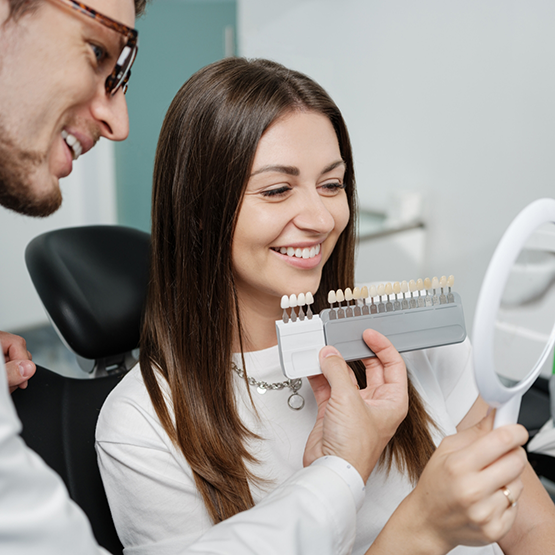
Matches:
[293,191,336,234]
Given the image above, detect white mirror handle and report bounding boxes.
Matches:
[493,395,523,429]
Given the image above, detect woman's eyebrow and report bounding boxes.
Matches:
[322,160,346,174]
[250,165,299,177]
[250,159,345,178]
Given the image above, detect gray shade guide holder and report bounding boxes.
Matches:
[276,293,466,379]
[321,292,466,361]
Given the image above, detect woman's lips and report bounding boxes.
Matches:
[270,244,323,269]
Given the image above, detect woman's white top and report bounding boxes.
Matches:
[96,338,501,554]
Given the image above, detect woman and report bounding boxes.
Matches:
[96,58,554,554]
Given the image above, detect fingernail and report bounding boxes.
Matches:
[18,361,33,378]
[320,346,340,358]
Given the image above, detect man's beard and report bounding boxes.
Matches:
[0,122,62,217]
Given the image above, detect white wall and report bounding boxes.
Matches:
[238,0,555,329]
[0,139,117,331]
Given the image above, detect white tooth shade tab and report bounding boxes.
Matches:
[345,288,353,301]
[328,290,337,304]
[336,289,345,302]
[401,280,409,293]
[424,278,432,290]
[432,276,439,289]
[447,275,455,287]
[306,292,314,305]
[289,294,298,307]
[440,275,447,288]
[297,293,306,306]
[377,284,385,296]
[280,295,289,309]
[409,280,417,292]
[416,278,424,291]
[369,285,377,298]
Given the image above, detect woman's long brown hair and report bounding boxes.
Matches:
[140,58,436,524]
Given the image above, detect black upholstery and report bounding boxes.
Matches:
[519,376,555,482]
[12,225,151,555]
[12,367,125,555]
[519,375,551,438]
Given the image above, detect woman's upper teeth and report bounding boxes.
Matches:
[277,244,321,259]
[61,130,83,160]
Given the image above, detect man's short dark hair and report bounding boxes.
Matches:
[8,0,147,20]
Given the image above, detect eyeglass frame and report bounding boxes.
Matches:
[53,0,139,95]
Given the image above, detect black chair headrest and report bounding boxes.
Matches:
[25,225,150,361]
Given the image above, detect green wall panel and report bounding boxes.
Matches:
[116,0,237,231]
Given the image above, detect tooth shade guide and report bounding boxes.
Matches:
[297,293,306,320]
[375,283,385,313]
[360,286,370,315]
[447,275,455,303]
[393,281,402,311]
[369,285,378,314]
[306,292,314,319]
[327,289,337,320]
[344,288,354,317]
[335,289,346,319]
[384,283,394,312]
[430,277,439,306]
[280,295,290,323]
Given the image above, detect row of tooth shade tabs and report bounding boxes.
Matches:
[280,292,315,323]
[328,276,455,318]
[279,275,456,324]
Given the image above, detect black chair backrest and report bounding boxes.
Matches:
[25,225,150,365]
[13,225,151,555]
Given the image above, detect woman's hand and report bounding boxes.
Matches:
[303,329,408,482]
[370,411,529,554]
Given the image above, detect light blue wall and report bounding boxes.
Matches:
[116,0,237,232]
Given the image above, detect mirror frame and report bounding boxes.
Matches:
[473,198,555,425]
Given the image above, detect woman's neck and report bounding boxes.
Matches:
[233,292,282,353]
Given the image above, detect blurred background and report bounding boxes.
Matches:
[2,0,555,375]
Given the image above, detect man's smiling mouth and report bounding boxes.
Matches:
[61,129,83,160]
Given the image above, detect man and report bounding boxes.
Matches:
[1,0,139,392]
[0,0,409,553]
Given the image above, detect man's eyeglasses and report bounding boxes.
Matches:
[54,0,139,96]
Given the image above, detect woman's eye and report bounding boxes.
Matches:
[320,182,346,194]
[260,186,292,198]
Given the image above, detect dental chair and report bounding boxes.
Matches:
[12,225,150,555]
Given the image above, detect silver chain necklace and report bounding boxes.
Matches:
[232,362,305,410]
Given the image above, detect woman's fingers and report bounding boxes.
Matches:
[361,329,408,390]
[441,417,528,474]
[479,445,528,494]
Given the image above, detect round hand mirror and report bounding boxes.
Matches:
[473,198,555,428]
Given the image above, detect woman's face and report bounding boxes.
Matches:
[232,110,350,309]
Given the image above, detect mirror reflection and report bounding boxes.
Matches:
[494,222,555,387]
